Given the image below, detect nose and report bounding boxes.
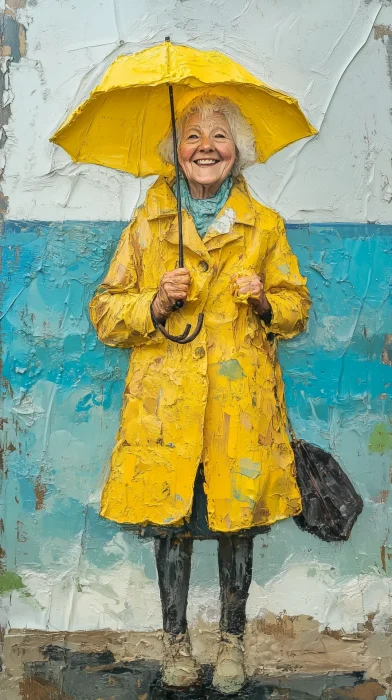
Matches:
[199,135,214,152]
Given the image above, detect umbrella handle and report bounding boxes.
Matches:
[151,303,204,344]
[157,313,204,345]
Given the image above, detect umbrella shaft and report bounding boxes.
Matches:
[168,84,184,268]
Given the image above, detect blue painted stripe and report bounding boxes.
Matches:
[2,219,392,237]
[1,220,391,577]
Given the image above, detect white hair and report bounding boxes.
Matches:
[159,95,256,176]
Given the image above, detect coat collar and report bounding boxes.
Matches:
[146,175,256,225]
[145,175,256,256]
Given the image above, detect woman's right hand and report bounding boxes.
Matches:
[151,268,191,322]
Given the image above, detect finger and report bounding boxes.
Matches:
[165,282,189,293]
[166,289,188,299]
[246,284,262,295]
[237,282,254,294]
[235,284,259,296]
[164,283,189,293]
[164,267,190,276]
[234,277,249,287]
[236,275,262,286]
[235,275,253,283]
[164,274,189,285]
[238,288,259,299]
[171,269,190,278]
[163,277,189,287]
[169,291,188,301]
[172,267,191,278]
[167,275,190,286]
[239,278,262,291]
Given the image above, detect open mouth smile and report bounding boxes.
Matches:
[193,159,220,165]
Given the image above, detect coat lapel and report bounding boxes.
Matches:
[146,176,209,259]
[145,175,256,257]
[167,213,212,260]
[203,178,256,252]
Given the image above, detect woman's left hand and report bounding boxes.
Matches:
[232,274,272,318]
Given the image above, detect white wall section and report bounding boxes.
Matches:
[4,0,392,222]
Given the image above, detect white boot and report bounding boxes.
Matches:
[212,632,246,695]
[161,630,202,688]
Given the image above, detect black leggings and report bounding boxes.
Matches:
[154,535,253,637]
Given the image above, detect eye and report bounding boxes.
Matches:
[187,133,199,140]
[215,132,226,139]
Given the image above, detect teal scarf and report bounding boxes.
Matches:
[173,174,233,238]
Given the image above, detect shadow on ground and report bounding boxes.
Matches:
[19,646,387,700]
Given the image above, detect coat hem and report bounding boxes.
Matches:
[99,501,302,532]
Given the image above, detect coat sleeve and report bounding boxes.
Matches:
[89,211,160,348]
[261,214,311,339]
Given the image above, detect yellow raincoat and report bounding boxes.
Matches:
[90,175,311,532]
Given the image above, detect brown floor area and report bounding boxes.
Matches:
[16,657,388,700]
[1,620,390,699]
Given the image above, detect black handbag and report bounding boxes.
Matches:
[289,425,364,542]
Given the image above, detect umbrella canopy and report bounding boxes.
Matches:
[51,41,317,177]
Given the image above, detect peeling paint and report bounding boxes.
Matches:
[372,489,390,503]
[374,23,392,38]
[382,334,392,365]
[0,1,26,227]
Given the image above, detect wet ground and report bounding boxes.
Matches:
[19,646,387,700]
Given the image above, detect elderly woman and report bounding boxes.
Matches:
[90,95,310,694]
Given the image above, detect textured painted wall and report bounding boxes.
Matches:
[1,0,392,649]
[1,219,391,634]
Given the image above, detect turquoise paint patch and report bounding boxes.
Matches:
[232,484,254,506]
[218,358,245,380]
[239,458,261,479]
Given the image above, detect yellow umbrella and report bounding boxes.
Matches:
[51,38,316,345]
[51,39,316,177]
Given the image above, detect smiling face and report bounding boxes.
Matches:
[178,111,236,199]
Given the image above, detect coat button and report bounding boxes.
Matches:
[198,260,209,272]
[194,346,205,359]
